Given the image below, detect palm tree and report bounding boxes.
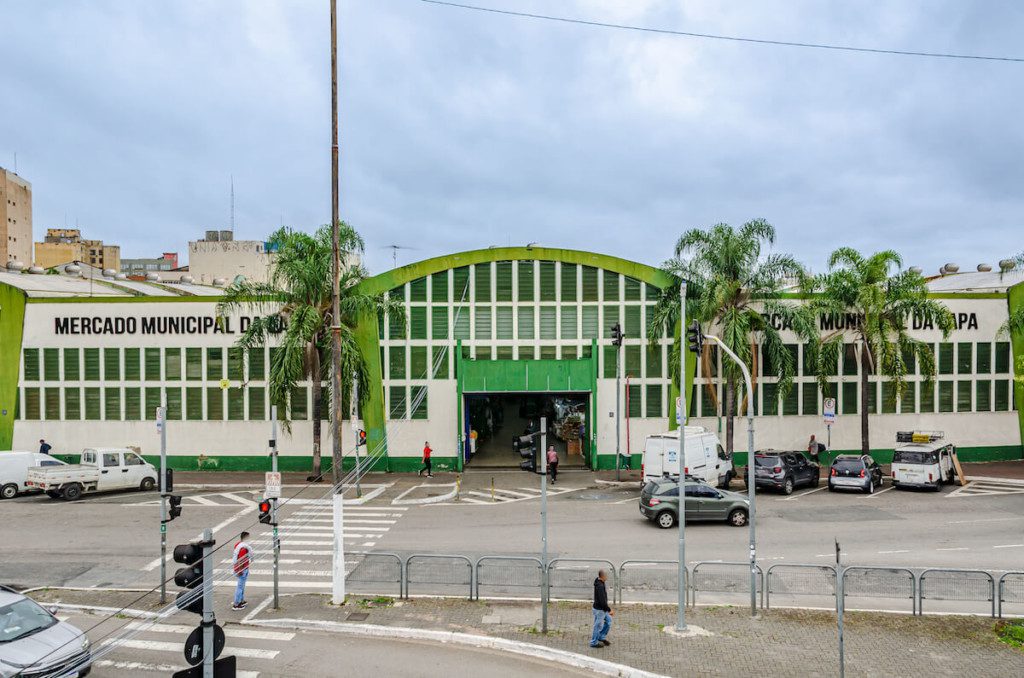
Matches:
[217,223,403,480]
[998,251,1024,341]
[809,248,954,454]
[650,219,818,456]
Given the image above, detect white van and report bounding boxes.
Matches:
[0,451,67,499]
[642,427,734,488]
[891,431,955,491]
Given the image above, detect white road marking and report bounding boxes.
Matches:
[993,544,1024,549]
[936,547,969,551]
[125,621,294,641]
[103,639,279,659]
[245,569,333,576]
[878,550,910,555]
[610,495,641,504]
[947,516,1019,524]
[458,497,490,504]
[220,492,257,505]
[280,549,333,555]
[142,505,253,571]
[190,495,221,505]
[93,659,259,678]
[242,594,275,623]
[516,488,543,494]
[780,486,828,501]
[216,580,331,589]
[283,525,390,532]
[863,486,895,499]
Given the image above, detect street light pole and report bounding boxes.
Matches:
[539,417,549,633]
[329,0,344,489]
[615,341,621,481]
[270,406,280,610]
[158,405,167,604]
[677,281,687,631]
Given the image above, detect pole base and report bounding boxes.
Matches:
[663,624,713,638]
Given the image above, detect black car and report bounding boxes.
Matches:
[745,452,820,495]
[828,454,884,493]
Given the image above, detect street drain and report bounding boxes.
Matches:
[347,612,369,621]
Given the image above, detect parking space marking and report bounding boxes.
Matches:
[779,486,827,501]
[993,544,1024,549]
[863,486,895,499]
[878,550,910,555]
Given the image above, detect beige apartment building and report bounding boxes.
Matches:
[187,230,273,284]
[34,228,121,271]
[0,167,33,266]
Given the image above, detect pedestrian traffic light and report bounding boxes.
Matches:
[686,320,704,354]
[610,323,624,347]
[166,494,182,522]
[172,542,205,615]
[258,499,274,525]
[356,429,367,447]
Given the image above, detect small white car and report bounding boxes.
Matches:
[0,451,66,499]
[25,448,158,500]
[891,431,955,491]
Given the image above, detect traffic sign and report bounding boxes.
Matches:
[156,406,165,434]
[265,471,282,499]
[823,397,836,425]
[675,397,683,425]
[183,623,225,666]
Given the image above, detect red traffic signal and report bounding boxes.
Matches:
[356,429,367,447]
[258,499,273,525]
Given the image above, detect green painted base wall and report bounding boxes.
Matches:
[727,445,1022,468]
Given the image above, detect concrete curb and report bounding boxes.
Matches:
[391,482,458,505]
[594,479,641,487]
[244,617,668,678]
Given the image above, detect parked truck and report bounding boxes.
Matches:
[25,448,158,500]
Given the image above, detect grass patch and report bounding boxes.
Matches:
[995,620,1024,650]
[357,596,395,609]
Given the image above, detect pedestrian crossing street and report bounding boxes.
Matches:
[948,477,1024,498]
[447,485,577,505]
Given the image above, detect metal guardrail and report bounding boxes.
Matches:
[997,571,1024,618]
[765,564,836,609]
[919,568,995,617]
[347,552,403,598]
[404,554,474,599]
[474,556,544,601]
[692,561,763,608]
[547,558,618,601]
[842,566,916,614]
[617,560,686,605]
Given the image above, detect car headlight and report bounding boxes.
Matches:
[81,634,91,651]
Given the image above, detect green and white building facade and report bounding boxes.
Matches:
[1,247,1022,471]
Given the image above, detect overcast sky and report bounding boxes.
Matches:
[2,1,1022,275]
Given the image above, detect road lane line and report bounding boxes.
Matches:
[993,544,1024,549]
[864,486,895,499]
[936,547,969,551]
[104,639,279,659]
[947,517,1018,524]
[190,495,220,505]
[878,550,910,554]
[143,505,253,571]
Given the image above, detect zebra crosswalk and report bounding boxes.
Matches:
[445,485,577,505]
[948,477,1024,498]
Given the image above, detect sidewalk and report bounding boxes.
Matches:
[31,589,1024,677]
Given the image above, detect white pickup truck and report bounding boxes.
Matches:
[25,447,158,500]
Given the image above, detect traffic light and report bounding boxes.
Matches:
[258,499,274,525]
[610,322,624,347]
[356,429,367,447]
[686,320,704,354]
[162,468,174,493]
[172,542,205,615]
[167,494,182,522]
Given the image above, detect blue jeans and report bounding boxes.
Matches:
[234,570,248,605]
[589,608,611,646]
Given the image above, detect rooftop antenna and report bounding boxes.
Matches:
[12,152,16,174]
[230,175,235,232]
[382,244,417,268]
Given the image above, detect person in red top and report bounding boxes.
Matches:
[418,441,433,478]
[231,531,251,610]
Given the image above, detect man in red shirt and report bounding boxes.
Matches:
[418,441,433,478]
[231,531,251,610]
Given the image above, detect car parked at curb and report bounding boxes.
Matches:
[744,451,820,495]
[639,478,750,528]
[828,454,884,494]
[0,586,91,677]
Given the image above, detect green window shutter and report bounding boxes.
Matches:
[43,348,60,381]
[539,306,557,340]
[388,311,406,340]
[645,283,661,301]
[474,346,490,360]
[124,387,141,420]
[164,349,181,381]
[603,305,620,338]
[841,382,857,415]
[104,388,121,420]
[206,348,223,381]
[900,383,916,413]
[206,387,223,420]
[186,387,203,420]
[144,348,160,381]
[411,386,428,420]
[919,382,935,413]
[496,307,513,339]
[23,349,39,381]
[762,383,778,415]
[389,286,406,303]
[410,307,427,339]
[164,388,182,420]
[646,345,663,378]
[865,381,878,414]
[938,343,954,374]
[84,348,100,381]
[976,380,991,412]
[803,382,820,415]
[539,262,556,301]
[378,311,385,339]
[701,383,717,416]
[227,348,243,380]
[228,387,244,420]
[646,385,663,418]
[802,347,817,377]
[145,387,161,420]
[474,263,491,302]
[976,343,992,374]
[431,347,449,379]
[517,307,535,339]
[248,387,266,420]
[938,381,954,413]
[410,346,428,379]
[185,348,202,380]
[44,387,60,420]
[517,261,534,301]
[842,344,858,376]
[475,306,492,339]
[560,306,577,339]
[782,384,799,415]
[582,306,599,339]
[627,384,642,418]
[431,306,449,340]
[453,267,471,302]
[409,277,427,302]
[539,346,555,360]
[582,266,598,301]
[624,277,641,301]
[496,262,513,301]
[603,346,617,378]
[431,271,448,302]
[957,343,972,374]
[249,348,266,380]
[84,387,101,420]
[124,348,140,381]
[994,380,1010,411]
[454,306,471,339]
[65,388,81,420]
[624,305,641,338]
[519,346,535,360]
[881,382,897,414]
[624,345,641,377]
[291,387,308,420]
[104,348,121,381]
[995,342,1010,373]
[64,349,80,381]
[644,305,659,338]
[389,386,406,419]
[561,263,577,302]
[956,380,972,412]
[389,347,406,379]
[559,345,576,360]
[603,271,620,301]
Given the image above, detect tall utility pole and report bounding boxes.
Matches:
[676,283,687,631]
[329,0,344,487]
[539,417,548,634]
[270,406,280,610]
[158,405,167,604]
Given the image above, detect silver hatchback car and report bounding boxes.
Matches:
[0,587,91,677]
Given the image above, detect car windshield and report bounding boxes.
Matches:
[833,459,864,472]
[894,450,937,464]
[755,456,781,467]
[655,483,679,497]
[0,598,57,643]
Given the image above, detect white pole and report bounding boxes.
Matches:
[158,405,167,604]
[271,406,279,610]
[332,490,345,605]
[540,417,548,634]
[677,281,687,631]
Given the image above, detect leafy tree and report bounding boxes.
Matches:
[217,223,403,479]
[810,248,953,454]
[650,219,817,456]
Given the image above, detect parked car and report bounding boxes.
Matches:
[891,431,956,491]
[0,451,66,499]
[745,451,820,495]
[828,454,884,493]
[0,585,91,677]
[25,448,157,500]
[639,478,749,528]
[642,427,734,489]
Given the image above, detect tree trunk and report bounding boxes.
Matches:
[724,377,735,456]
[859,343,871,455]
[310,345,323,481]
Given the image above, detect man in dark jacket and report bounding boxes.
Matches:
[589,569,613,648]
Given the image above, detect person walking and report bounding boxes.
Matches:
[807,434,826,464]
[231,531,252,610]
[547,445,559,484]
[589,569,613,648]
[418,441,433,478]
[38,439,52,455]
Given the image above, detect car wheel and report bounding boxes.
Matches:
[827,482,835,492]
[812,474,820,488]
[783,478,794,495]
[46,490,61,499]
[656,511,677,529]
[0,484,18,500]
[728,509,748,527]
[866,480,874,494]
[62,483,83,501]
[140,477,156,492]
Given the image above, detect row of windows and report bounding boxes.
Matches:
[696,378,1016,417]
[393,262,662,305]
[22,347,266,383]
